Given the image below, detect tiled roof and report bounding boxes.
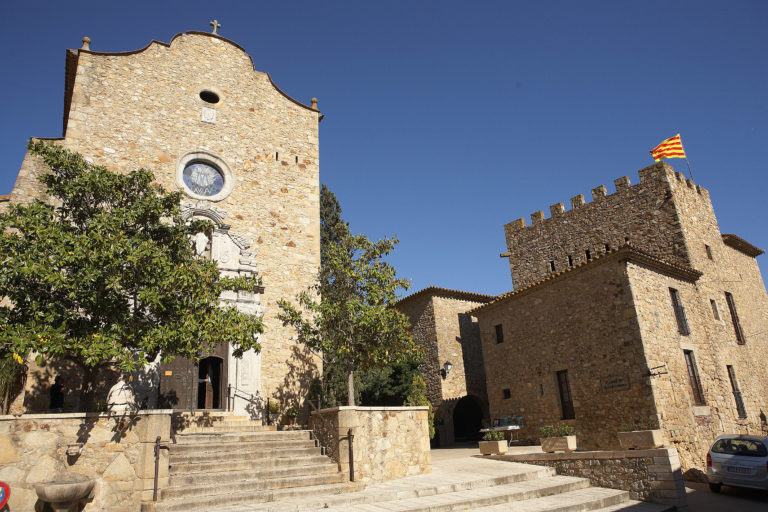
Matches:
[470,244,702,315]
[396,286,495,306]
[722,234,764,257]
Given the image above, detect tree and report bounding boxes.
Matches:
[278,187,421,406]
[0,141,263,408]
[404,374,435,438]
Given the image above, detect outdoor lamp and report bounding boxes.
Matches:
[440,361,453,379]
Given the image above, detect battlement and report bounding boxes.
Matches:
[505,162,710,231]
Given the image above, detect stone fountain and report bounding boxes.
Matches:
[34,472,94,512]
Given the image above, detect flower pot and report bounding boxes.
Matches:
[479,440,508,455]
[618,429,664,450]
[540,435,577,453]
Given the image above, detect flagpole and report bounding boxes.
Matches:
[684,157,694,181]
[676,131,694,180]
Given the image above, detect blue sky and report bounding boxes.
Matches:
[1,1,766,297]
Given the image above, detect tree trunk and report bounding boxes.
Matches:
[347,368,355,407]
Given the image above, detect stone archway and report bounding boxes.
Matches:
[452,395,484,442]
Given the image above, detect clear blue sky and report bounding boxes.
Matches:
[1,1,766,297]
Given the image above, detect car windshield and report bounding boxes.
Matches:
[712,438,768,457]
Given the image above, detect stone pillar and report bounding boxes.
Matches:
[134,413,172,502]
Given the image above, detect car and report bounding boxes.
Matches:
[707,434,768,492]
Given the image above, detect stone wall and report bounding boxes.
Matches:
[309,406,431,484]
[476,256,659,450]
[396,288,492,445]
[6,31,323,405]
[492,448,688,511]
[0,411,171,511]
[503,162,688,290]
[628,259,768,476]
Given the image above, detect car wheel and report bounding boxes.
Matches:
[708,482,722,493]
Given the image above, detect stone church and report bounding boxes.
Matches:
[5,28,322,416]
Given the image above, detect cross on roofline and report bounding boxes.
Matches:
[210,19,221,35]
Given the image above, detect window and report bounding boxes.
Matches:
[182,161,224,197]
[605,243,611,252]
[710,299,720,320]
[705,244,713,260]
[550,260,555,272]
[176,151,234,202]
[568,255,573,267]
[585,249,592,260]
[669,288,690,335]
[503,388,511,399]
[725,292,745,344]
[556,370,575,419]
[494,324,504,344]
[726,366,747,419]
[683,350,706,406]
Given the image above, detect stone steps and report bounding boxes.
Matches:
[205,457,675,512]
[161,471,348,500]
[142,414,352,512]
[169,463,340,487]
[148,482,356,512]
[173,431,310,445]
[170,443,320,465]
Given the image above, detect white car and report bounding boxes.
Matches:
[707,434,768,492]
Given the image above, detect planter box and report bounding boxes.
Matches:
[618,429,664,450]
[540,435,577,453]
[479,440,508,455]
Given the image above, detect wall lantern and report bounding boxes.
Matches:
[440,361,453,380]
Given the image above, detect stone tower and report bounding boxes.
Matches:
[7,30,322,414]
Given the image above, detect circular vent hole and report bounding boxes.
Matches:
[199,90,220,104]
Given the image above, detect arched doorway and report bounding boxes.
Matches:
[453,395,484,442]
[198,356,223,409]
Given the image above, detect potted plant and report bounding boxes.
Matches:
[479,430,508,455]
[284,406,298,425]
[268,399,281,425]
[618,418,663,450]
[539,423,576,453]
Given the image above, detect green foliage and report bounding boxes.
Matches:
[404,374,435,439]
[278,185,421,406]
[539,423,575,438]
[0,142,263,384]
[482,430,505,441]
[268,399,281,414]
[284,406,298,418]
[619,417,660,432]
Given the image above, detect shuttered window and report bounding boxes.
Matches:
[684,350,706,406]
[725,292,745,344]
[556,370,575,420]
[669,288,690,335]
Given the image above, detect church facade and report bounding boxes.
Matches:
[6,30,322,415]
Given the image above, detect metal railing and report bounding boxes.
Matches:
[226,384,264,419]
[153,436,170,501]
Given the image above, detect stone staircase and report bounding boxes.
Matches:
[209,456,674,512]
[142,413,354,512]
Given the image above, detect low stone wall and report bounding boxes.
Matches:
[309,406,431,484]
[491,448,688,511]
[0,411,171,511]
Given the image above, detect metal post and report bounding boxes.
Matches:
[347,428,355,482]
[153,436,161,501]
[227,384,232,412]
[153,435,169,502]
[266,398,271,425]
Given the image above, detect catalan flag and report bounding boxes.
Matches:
[650,134,687,161]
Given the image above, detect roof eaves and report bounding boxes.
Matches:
[470,244,702,315]
[722,234,764,257]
